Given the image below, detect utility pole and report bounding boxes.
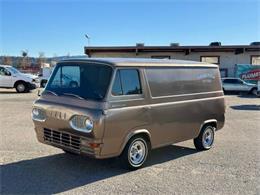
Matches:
[85,34,90,46]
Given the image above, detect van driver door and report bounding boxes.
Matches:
[102,68,151,156]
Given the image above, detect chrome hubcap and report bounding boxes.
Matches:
[17,84,25,92]
[203,128,214,148]
[129,140,146,165]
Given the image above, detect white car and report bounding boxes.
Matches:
[222,77,258,95]
[0,65,40,93]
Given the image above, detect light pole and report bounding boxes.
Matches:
[85,34,90,46]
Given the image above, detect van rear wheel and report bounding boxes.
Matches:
[194,125,215,150]
[120,136,149,170]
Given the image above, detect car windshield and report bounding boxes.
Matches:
[44,62,113,101]
[6,67,20,74]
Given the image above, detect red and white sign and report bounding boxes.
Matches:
[240,69,260,80]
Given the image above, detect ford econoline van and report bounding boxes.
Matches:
[32,58,225,169]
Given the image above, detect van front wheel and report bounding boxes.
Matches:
[120,136,149,170]
[194,125,215,150]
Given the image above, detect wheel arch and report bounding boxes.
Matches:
[119,129,151,155]
[197,119,217,136]
[13,80,27,88]
[250,87,257,93]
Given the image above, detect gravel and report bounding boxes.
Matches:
[0,89,259,194]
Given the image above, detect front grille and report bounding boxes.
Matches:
[43,128,81,152]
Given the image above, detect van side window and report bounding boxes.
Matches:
[112,71,123,95]
[112,69,142,96]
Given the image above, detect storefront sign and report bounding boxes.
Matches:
[235,64,260,84]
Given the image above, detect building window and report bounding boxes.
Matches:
[251,55,260,65]
[200,56,220,64]
[151,55,171,59]
[220,68,228,77]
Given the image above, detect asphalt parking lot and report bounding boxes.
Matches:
[0,89,259,195]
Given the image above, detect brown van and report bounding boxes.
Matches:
[32,58,225,169]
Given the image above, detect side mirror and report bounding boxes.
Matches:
[6,72,11,76]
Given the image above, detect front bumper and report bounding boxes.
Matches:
[27,82,38,90]
[34,126,103,158]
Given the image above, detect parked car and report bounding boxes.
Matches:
[0,65,39,93]
[32,58,225,170]
[222,77,258,95]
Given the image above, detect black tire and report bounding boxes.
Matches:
[40,80,47,88]
[15,81,28,93]
[250,87,257,95]
[194,125,215,151]
[120,135,150,170]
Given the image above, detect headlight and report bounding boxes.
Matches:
[85,118,94,131]
[32,108,46,122]
[32,78,40,83]
[70,115,94,133]
[32,108,39,116]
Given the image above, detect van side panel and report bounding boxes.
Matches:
[145,66,225,147]
[101,65,225,157]
[145,67,221,97]
[148,96,225,148]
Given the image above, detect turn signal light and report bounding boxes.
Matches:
[89,143,101,148]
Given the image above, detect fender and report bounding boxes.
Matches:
[196,119,217,137]
[119,128,151,155]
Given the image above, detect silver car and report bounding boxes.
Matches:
[222,78,257,95]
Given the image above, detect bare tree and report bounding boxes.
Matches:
[2,56,13,65]
[20,50,29,68]
[37,52,46,67]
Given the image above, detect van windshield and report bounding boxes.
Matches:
[44,62,113,101]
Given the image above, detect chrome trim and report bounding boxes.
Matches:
[32,115,46,122]
[109,96,224,110]
[31,108,46,122]
[69,115,93,133]
[197,119,217,138]
[43,128,81,152]
[151,90,223,99]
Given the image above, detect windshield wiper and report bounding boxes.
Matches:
[44,90,58,96]
[62,93,84,100]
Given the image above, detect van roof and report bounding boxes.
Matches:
[60,58,218,68]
